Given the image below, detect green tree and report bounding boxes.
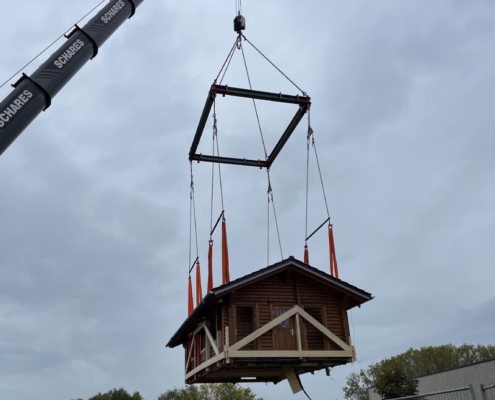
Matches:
[88,388,144,400]
[157,383,263,400]
[374,360,418,399]
[343,367,376,400]
[343,343,495,400]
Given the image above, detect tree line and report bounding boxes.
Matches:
[70,343,495,400]
[71,383,263,400]
[343,343,495,400]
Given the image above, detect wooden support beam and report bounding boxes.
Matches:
[204,325,219,356]
[185,352,226,380]
[185,333,196,374]
[228,350,354,358]
[295,306,351,351]
[230,306,299,351]
[295,314,302,351]
[225,326,230,364]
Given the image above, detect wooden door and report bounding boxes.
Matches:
[273,306,297,350]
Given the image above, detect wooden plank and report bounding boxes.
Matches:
[228,350,353,358]
[283,365,302,394]
[295,306,351,351]
[184,352,226,380]
[204,325,219,355]
[185,334,196,373]
[193,322,205,336]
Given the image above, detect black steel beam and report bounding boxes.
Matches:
[267,105,309,167]
[188,90,216,158]
[188,83,311,169]
[305,217,330,242]
[212,84,311,106]
[190,154,268,168]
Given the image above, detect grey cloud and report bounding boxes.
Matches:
[1,1,495,400]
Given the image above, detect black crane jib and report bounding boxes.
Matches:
[0,0,145,156]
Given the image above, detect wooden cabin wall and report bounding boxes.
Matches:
[218,271,352,351]
[297,275,349,350]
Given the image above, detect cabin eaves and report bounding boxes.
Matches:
[167,256,373,348]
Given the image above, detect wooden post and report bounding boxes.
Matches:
[206,333,211,361]
[295,314,302,351]
[225,326,230,364]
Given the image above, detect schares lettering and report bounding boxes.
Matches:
[54,39,85,69]
[0,90,33,128]
[101,0,125,24]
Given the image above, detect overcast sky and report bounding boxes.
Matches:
[1,1,495,400]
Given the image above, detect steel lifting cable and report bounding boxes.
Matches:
[238,38,284,262]
[239,41,268,159]
[267,170,284,261]
[267,183,270,266]
[188,162,201,314]
[189,162,200,271]
[309,110,331,220]
[209,100,226,240]
[209,101,226,239]
[210,114,216,240]
[214,105,226,214]
[214,37,239,85]
[0,0,107,89]
[241,33,306,95]
[305,122,311,248]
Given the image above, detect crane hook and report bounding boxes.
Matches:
[234,13,246,35]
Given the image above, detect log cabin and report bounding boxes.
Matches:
[166,256,373,390]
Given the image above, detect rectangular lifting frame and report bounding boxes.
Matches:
[188,84,311,169]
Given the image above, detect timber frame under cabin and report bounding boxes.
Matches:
[167,256,373,387]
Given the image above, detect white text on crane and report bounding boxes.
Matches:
[54,39,85,69]
[0,90,34,128]
[101,0,126,24]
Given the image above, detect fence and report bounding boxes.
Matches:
[481,384,495,400]
[389,385,477,400]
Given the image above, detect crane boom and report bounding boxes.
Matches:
[0,0,144,156]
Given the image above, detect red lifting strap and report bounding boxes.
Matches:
[328,226,339,278]
[207,241,213,291]
[195,262,203,306]
[304,245,309,264]
[187,276,194,316]
[222,219,230,284]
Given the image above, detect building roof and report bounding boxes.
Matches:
[167,256,373,348]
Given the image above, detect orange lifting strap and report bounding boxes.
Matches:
[222,219,230,284]
[207,241,213,292]
[187,276,194,316]
[196,262,203,306]
[304,245,309,264]
[328,225,339,278]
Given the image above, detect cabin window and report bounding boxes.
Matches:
[276,308,291,327]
